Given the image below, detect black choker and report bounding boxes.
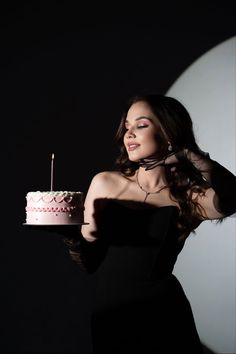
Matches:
[139,157,165,170]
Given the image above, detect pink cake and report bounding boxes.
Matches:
[25,191,84,225]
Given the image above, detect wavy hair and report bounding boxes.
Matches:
[114,94,211,238]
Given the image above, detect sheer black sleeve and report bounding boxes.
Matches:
[207,160,236,217]
[63,235,108,273]
[185,151,236,217]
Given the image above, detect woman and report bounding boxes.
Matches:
[65,94,236,353]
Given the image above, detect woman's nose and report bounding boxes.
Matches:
[126,128,136,138]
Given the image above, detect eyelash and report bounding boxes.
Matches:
[125,124,148,130]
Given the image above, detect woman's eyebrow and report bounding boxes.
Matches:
[125,116,153,123]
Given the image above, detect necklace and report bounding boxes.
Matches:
[136,169,168,202]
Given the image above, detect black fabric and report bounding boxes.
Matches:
[88,200,203,354]
[209,161,236,217]
[183,153,236,218]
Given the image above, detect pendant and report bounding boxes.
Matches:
[143,192,150,202]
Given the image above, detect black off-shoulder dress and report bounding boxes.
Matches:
[81,199,204,354]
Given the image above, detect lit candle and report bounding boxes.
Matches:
[50,153,54,191]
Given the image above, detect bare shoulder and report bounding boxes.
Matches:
[89,170,127,197]
[92,170,120,181]
[91,170,122,185]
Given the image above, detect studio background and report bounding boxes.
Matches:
[1,2,235,353]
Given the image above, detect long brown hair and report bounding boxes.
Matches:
[114,94,210,238]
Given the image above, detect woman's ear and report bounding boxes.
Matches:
[167,141,173,152]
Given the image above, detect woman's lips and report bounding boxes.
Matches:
[127,143,140,151]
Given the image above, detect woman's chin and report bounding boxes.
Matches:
[128,156,141,163]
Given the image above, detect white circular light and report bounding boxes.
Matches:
[167,36,236,354]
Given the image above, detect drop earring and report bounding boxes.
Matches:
[167,142,173,152]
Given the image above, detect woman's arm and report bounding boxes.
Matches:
[63,172,113,272]
[186,150,236,218]
[165,149,236,220]
[63,233,107,273]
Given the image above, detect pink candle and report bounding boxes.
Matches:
[50,153,54,191]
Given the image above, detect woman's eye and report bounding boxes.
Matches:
[138,124,148,129]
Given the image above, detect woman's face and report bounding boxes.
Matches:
[123,101,166,162]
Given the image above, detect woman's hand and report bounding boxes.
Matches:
[163,149,187,165]
[139,148,210,170]
[164,148,210,166]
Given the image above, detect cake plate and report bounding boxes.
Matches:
[23,223,89,226]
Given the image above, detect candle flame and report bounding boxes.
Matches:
[52,153,54,159]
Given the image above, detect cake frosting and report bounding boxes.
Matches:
[25,191,84,225]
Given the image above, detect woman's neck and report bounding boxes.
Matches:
[137,166,167,190]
